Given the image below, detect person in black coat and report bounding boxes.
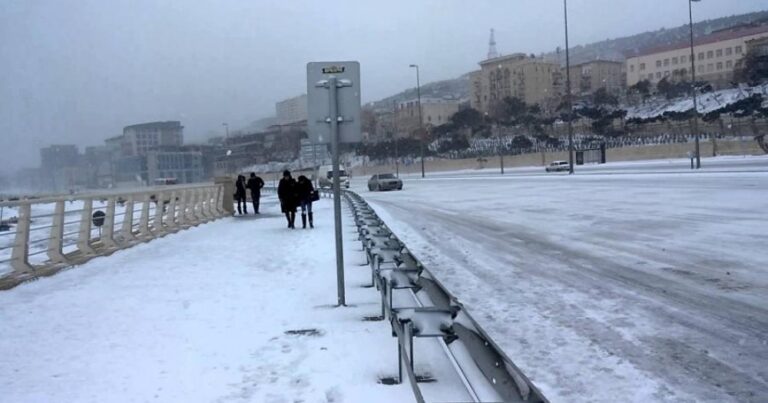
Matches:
[296,175,315,229]
[277,170,298,228]
[246,172,264,214]
[234,174,247,215]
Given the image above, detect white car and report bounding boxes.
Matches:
[545,160,570,172]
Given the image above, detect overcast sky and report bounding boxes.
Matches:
[1,0,765,173]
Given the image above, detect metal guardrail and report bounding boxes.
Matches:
[344,190,548,403]
[0,179,233,290]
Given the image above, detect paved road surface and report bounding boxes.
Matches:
[358,171,768,402]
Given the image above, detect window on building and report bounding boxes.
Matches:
[672,57,678,65]
[707,63,714,72]
[726,60,733,69]
[655,72,662,79]
[656,60,662,68]
[698,64,704,73]
[716,62,723,71]
[639,63,646,71]
[648,73,653,80]
[663,58,670,66]
[707,50,714,59]
[726,47,733,56]
[681,55,687,63]
[698,52,705,60]
[735,46,743,54]
[630,65,635,72]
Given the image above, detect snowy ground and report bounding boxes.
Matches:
[358,168,768,402]
[0,194,470,402]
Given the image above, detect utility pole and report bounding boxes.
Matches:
[564,0,575,175]
[410,64,425,178]
[688,0,702,169]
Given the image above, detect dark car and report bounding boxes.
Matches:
[368,173,403,191]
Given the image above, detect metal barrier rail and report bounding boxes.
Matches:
[0,179,233,290]
[343,190,548,403]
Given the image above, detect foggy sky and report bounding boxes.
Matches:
[1,0,765,174]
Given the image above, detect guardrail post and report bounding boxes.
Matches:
[139,194,151,237]
[153,191,165,234]
[216,176,235,216]
[167,191,178,230]
[102,197,117,249]
[47,200,67,263]
[77,198,96,255]
[121,196,135,242]
[10,203,33,273]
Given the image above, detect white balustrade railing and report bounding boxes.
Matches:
[0,178,234,287]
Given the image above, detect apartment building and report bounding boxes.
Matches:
[565,60,624,96]
[625,25,768,88]
[470,53,561,114]
[276,94,308,125]
[395,98,461,136]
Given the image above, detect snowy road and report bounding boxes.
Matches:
[359,170,768,402]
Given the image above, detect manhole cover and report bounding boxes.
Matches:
[284,328,323,337]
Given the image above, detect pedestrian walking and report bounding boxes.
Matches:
[246,172,265,214]
[234,174,248,215]
[277,170,298,228]
[296,175,316,229]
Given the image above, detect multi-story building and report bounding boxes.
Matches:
[470,53,561,114]
[565,60,624,96]
[122,121,184,157]
[625,24,768,88]
[83,146,113,188]
[395,98,461,136]
[40,145,79,171]
[276,94,308,125]
[146,147,205,184]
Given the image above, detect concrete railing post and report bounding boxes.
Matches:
[207,188,217,218]
[217,185,226,216]
[121,196,135,242]
[204,188,215,220]
[187,190,198,224]
[10,203,32,273]
[195,189,206,222]
[176,190,187,227]
[77,198,96,255]
[216,176,235,216]
[153,191,165,234]
[102,198,117,249]
[139,193,151,237]
[167,191,178,230]
[47,200,67,263]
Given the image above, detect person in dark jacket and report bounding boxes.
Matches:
[296,175,315,229]
[246,172,265,214]
[277,170,298,228]
[234,174,247,215]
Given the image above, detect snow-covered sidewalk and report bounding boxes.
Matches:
[0,194,451,402]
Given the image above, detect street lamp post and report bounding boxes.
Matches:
[688,0,702,169]
[410,64,426,178]
[563,0,575,174]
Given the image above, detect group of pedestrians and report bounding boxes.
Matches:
[234,169,317,229]
[234,173,264,215]
[278,170,316,229]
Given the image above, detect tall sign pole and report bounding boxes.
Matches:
[307,62,362,307]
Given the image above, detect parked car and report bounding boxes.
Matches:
[545,160,570,172]
[368,173,403,191]
[317,165,350,189]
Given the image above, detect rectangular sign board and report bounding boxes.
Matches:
[306,61,362,144]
